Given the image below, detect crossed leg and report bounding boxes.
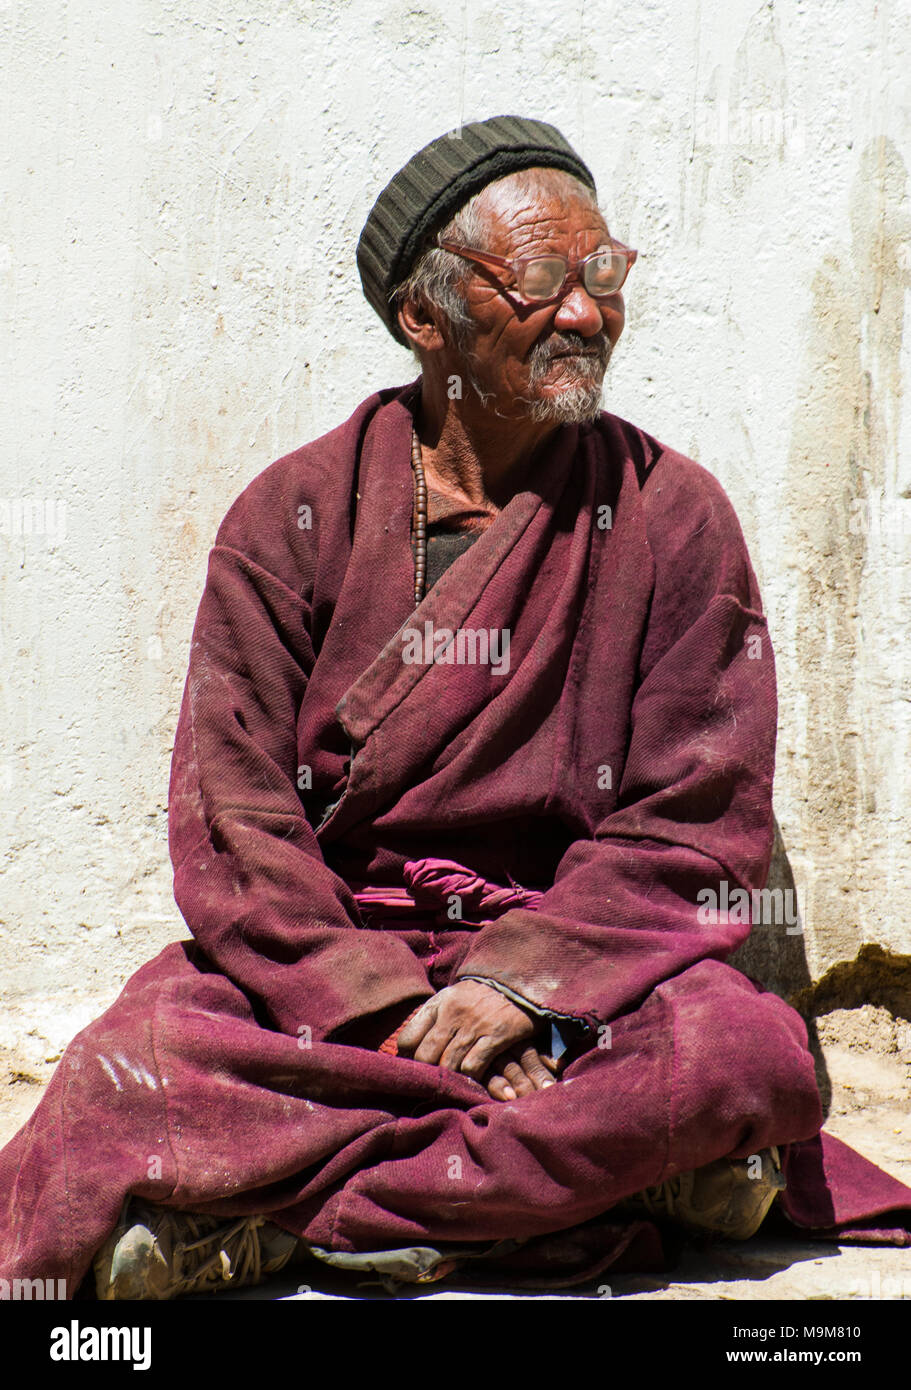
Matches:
[0,946,823,1293]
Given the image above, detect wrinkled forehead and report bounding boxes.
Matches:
[471,167,610,250]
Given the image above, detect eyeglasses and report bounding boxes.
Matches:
[436,236,638,304]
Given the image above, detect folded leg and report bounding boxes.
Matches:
[299,957,823,1251]
[0,950,823,1293]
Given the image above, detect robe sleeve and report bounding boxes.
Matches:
[168,478,433,1042]
[454,458,777,1031]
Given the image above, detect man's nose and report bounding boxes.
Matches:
[551,283,606,336]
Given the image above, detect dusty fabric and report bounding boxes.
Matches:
[1,378,908,1294]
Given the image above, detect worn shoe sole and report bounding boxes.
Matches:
[94,1201,304,1300]
[614,1145,787,1241]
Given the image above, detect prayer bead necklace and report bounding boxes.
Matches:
[410,426,428,606]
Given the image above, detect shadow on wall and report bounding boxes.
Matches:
[730,815,911,1122]
[729,815,832,1115]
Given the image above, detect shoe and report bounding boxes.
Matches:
[94,1200,305,1300]
[306,1237,525,1292]
[615,1145,786,1241]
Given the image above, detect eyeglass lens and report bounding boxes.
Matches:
[520,252,627,301]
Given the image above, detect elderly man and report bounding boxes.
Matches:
[2,116,909,1300]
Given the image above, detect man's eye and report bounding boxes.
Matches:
[522,260,564,298]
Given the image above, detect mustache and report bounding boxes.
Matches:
[529,330,612,372]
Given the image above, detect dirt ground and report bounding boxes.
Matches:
[2,1001,909,1301]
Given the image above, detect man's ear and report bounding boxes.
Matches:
[396,293,447,355]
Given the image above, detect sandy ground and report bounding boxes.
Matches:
[2,1002,909,1301]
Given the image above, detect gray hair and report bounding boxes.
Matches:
[391,167,605,358]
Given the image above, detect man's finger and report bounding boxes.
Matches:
[485,1047,558,1100]
[412,1023,460,1066]
[395,1000,438,1055]
[485,1073,517,1102]
[438,1032,474,1072]
[457,1035,502,1080]
[500,1057,537,1097]
[516,1045,557,1090]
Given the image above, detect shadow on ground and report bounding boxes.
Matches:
[207,1234,904,1301]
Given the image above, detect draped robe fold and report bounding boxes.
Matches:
[1,379,909,1293]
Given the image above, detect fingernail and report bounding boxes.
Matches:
[542,1079,555,1087]
[503,1085,517,1100]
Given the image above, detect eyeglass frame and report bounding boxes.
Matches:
[436,235,638,305]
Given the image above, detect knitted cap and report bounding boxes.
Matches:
[357,115,596,344]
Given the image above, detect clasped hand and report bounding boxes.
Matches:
[395,979,557,1102]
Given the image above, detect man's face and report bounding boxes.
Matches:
[449,172,626,422]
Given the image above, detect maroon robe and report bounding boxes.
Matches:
[1,379,908,1294]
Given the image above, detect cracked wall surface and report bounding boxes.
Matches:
[1,0,910,1057]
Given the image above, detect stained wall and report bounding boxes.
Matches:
[1,0,909,1059]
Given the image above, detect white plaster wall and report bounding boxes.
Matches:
[1,0,909,1053]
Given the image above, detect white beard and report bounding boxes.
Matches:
[459,334,612,424]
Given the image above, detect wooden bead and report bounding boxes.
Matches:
[410,425,428,606]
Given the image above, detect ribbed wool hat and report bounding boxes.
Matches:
[357,115,596,344]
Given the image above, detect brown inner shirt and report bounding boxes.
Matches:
[416,482,497,594]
